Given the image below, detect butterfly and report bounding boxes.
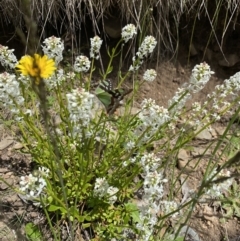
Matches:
[95,79,132,114]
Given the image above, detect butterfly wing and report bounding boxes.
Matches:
[96,79,132,114]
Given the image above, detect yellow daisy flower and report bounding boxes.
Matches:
[16,54,56,84]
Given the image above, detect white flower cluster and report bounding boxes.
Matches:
[121,24,137,43]
[137,98,170,142]
[74,55,91,72]
[0,72,24,114]
[45,69,66,89]
[137,36,157,59]
[135,153,170,240]
[66,88,97,136]
[66,71,76,79]
[0,45,18,69]
[93,177,119,204]
[205,71,240,119]
[90,36,103,60]
[42,36,64,64]
[143,69,157,82]
[129,36,157,72]
[206,169,233,197]
[168,62,214,115]
[18,74,31,86]
[168,87,191,115]
[189,62,214,93]
[19,167,49,200]
[222,71,240,92]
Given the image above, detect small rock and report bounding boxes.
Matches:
[195,126,212,140]
[215,126,227,136]
[6,194,19,203]
[189,43,198,56]
[12,142,23,150]
[5,172,14,178]
[0,181,9,190]
[16,209,25,216]
[104,16,121,38]
[218,54,240,67]
[1,154,10,161]
[143,84,151,92]
[30,212,39,218]
[14,200,24,207]
[178,149,189,161]
[53,115,62,126]
[177,159,196,173]
[179,225,201,241]
[0,136,14,150]
[209,127,217,138]
[191,147,212,156]
[0,168,8,173]
[0,174,14,189]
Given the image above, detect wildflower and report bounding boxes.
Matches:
[0,72,24,114]
[129,35,157,71]
[74,55,91,72]
[107,186,119,204]
[93,177,109,198]
[66,72,76,79]
[66,88,96,126]
[138,98,170,130]
[90,36,103,59]
[125,140,136,150]
[140,153,161,173]
[93,178,119,204]
[189,62,214,92]
[121,24,137,43]
[206,169,233,197]
[16,54,56,85]
[19,174,37,191]
[168,87,191,115]
[19,167,48,201]
[134,152,168,240]
[37,166,50,177]
[0,45,18,69]
[136,36,157,60]
[133,99,170,144]
[42,36,64,64]
[18,74,31,86]
[45,69,66,89]
[143,69,157,82]
[168,63,214,116]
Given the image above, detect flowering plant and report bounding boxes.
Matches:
[0,24,240,241]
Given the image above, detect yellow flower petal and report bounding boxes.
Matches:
[16,54,56,83]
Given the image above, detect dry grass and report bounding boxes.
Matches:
[0,0,240,60]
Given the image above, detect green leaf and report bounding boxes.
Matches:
[48,204,67,214]
[25,223,42,241]
[106,66,113,75]
[95,86,112,107]
[82,223,91,228]
[124,203,140,223]
[174,237,185,241]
